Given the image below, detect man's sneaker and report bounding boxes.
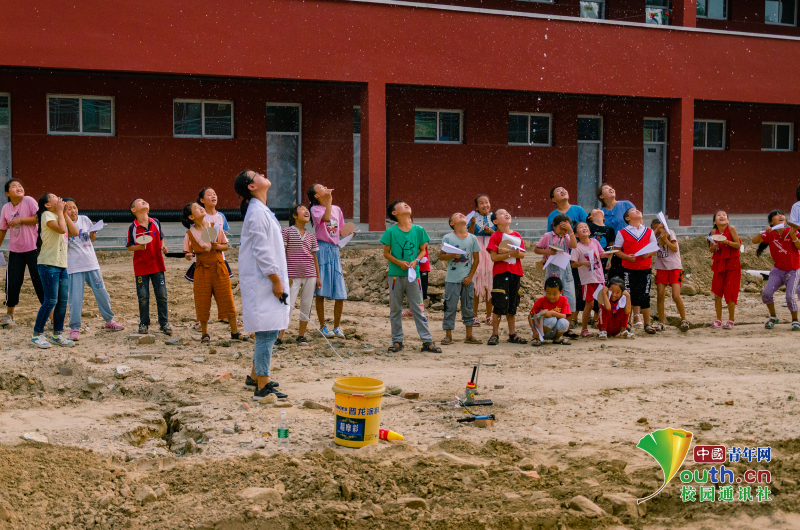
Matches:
[320,327,334,338]
[138,324,149,334]
[69,329,80,341]
[160,324,173,336]
[104,320,124,331]
[253,384,287,401]
[245,376,280,390]
[333,327,346,339]
[50,334,74,347]
[31,334,51,349]
[0,314,15,328]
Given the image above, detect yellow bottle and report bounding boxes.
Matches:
[379,429,404,441]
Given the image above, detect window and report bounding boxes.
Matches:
[353,106,361,135]
[173,99,233,138]
[414,109,462,143]
[643,119,666,143]
[762,122,793,151]
[47,95,114,136]
[580,0,604,19]
[508,113,552,146]
[693,120,725,149]
[578,117,602,141]
[697,0,727,19]
[766,0,797,24]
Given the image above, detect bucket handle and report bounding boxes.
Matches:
[352,394,365,397]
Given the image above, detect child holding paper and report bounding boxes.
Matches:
[64,198,124,340]
[486,209,527,345]
[529,277,572,346]
[439,212,481,345]
[381,200,441,353]
[588,209,615,280]
[614,208,658,334]
[535,213,578,332]
[597,277,633,339]
[467,194,495,326]
[570,222,608,337]
[651,218,689,332]
[708,210,741,329]
[752,210,800,331]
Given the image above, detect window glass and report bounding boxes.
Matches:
[580,1,604,19]
[708,0,726,18]
[697,0,707,17]
[782,0,796,24]
[693,121,706,147]
[49,97,81,133]
[762,124,775,149]
[577,118,601,141]
[766,0,781,22]
[530,116,550,145]
[644,119,665,143]
[174,102,202,136]
[776,124,792,150]
[267,105,300,133]
[438,112,461,142]
[353,107,361,135]
[82,99,112,134]
[414,111,437,141]
[0,96,8,126]
[706,122,724,148]
[204,102,232,136]
[508,115,528,144]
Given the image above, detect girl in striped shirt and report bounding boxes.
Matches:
[278,205,321,344]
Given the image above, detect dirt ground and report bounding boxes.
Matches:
[1,236,799,530]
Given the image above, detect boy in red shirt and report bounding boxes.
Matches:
[126,198,172,335]
[529,276,572,345]
[615,207,658,334]
[486,209,526,345]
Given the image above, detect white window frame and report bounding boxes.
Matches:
[414,108,463,144]
[173,98,234,139]
[515,0,555,4]
[46,94,115,137]
[693,119,726,150]
[766,0,798,25]
[508,112,552,146]
[762,122,794,151]
[266,102,302,200]
[696,0,728,19]
[0,93,11,188]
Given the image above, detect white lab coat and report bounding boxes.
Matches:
[238,199,290,333]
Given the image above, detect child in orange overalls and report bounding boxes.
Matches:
[182,202,248,343]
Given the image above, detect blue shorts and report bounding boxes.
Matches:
[315,241,348,300]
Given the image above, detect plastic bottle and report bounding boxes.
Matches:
[379,429,404,441]
[465,382,477,404]
[278,410,289,442]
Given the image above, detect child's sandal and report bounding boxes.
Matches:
[553,337,571,345]
[201,334,211,344]
[440,337,454,345]
[487,334,499,346]
[231,332,249,341]
[792,321,800,331]
[421,342,442,353]
[530,338,542,347]
[464,337,483,345]
[507,333,528,344]
[765,317,779,329]
[722,320,735,330]
[680,320,690,332]
[644,324,656,335]
[388,342,404,353]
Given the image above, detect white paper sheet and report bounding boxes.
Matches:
[761,223,785,234]
[407,267,417,282]
[706,235,715,244]
[337,233,354,248]
[464,211,476,226]
[593,284,604,300]
[635,241,660,257]
[420,257,428,263]
[89,219,105,233]
[441,242,467,255]
[618,294,627,309]
[657,212,670,235]
[508,244,524,251]
[544,250,571,270]
[0,252,5,267]
[501,233,521,265]
[531,314,545,341]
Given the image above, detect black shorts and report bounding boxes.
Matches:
[623,268,652,309]
[491,273,521,316]
[572,266,585,311]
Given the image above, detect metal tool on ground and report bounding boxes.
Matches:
[463,361,493,407]
[456,414,495,423]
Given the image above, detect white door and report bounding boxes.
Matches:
[0,94,10,206]
[643,118,667,215]
[353,106,361,221]
[266,104,301,213]
[577,116,603,213]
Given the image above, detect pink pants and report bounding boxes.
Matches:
[762,268,800,312]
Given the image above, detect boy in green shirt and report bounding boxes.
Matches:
[380,201,442,353]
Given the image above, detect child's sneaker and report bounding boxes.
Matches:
[160,323,173,336]
[333,327,345,339]
[296,336,308,344]
[0,314,15,328]
[598,330,608,340]
[320,327,334,338]
[401,309,412,318]
[253,383,287,401]
[50,334,74,347]
[138,324,149,334]
[31,334,51,349]
[619,329,635,339]
[69,329,80,341]
[104,320,125,331]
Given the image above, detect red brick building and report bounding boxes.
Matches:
[1,0,799,229]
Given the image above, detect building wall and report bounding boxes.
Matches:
[1,72,359,215]
[698,0,800,36]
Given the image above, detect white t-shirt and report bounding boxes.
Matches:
[66,215,100,274]
[654,229,683,271]
[790,201,800,227]
[570,239,605,285]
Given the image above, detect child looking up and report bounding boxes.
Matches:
[197,187,233,278]
[570,222,608,337]
[278,205,320,344]
[752,210,800,331]
[0,179,44,329]
[182,202,247,344]
[32,193,79,348]
[126,198,172,336]
[588,208,617,282]
[614,208,657,334]
[708,210,741,329]
[467,194,495,326]
[597,277,633,339]
[64,198,124,340]
[651,218,689,332]
[439,212,481,345]
[535,213,578,331]
[486,209,527,345]
[380,200,441,353]
[547,186,588,324]
[529,276,572,346]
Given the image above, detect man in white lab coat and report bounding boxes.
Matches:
[235,169,290,400]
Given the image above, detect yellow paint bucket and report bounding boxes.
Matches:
[332,376,385,448]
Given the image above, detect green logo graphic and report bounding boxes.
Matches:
[636,428,693,503]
